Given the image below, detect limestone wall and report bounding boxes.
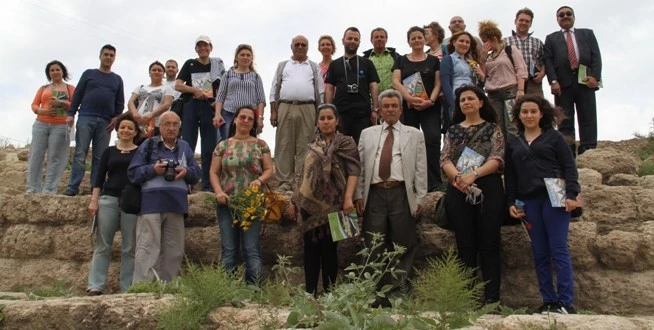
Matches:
[0,146,653,315]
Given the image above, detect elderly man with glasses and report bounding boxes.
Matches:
[269,35,325,192]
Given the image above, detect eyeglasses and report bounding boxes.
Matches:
[293,43,307,48]
[161,122,180,128]
[238,114,255,122]
[558,11,573,18]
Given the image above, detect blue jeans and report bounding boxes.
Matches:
[87,195,137,292]
[217,110,235,143]
[524,197,574,306]
[181,100,216,191]
[217,205,262,284]
[67,116,110,194]
[27,121,70,194]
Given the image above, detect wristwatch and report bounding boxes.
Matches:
[472,170,479,178]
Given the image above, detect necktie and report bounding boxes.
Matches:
[379,125,394,181]
[566,30,578,69]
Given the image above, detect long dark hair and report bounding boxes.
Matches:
[228,106,258,138]
[115,112,143,144]
[511,96,561,131]
[451,85,497,125]
[45,60,70,81]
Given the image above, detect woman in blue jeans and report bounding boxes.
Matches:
[210,106,273,284]
[28,60,76,194]
[505,96,579,314]
[86,112,142,295]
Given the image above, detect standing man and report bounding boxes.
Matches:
[504,8,546,98]
[363,28,400,93]
[164,59,181,99]
[354,89,427,307]
[544,6,602,156]
[64,44,124,196]
[175,36,225,191]
[270,35,324,193]
[325,27,380,145]
[128,111,201,284]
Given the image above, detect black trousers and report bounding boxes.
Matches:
[302,221,338,297]
[402,104,443,191]
[445,174,505,303]
[363,184,418,294]
[555,82,598,156]
[337,111,370,145]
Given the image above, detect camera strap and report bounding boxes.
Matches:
[342,55,360,87]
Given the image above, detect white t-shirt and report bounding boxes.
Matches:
[165,80,181,99]
[132,84,175,127]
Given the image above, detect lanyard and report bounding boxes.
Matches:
[343,56,360,86]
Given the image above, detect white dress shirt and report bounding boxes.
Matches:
[371,122,405,184]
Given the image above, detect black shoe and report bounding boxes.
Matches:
[371,296,391,308]
[63,189,77,196]
[553,302,577,314]
[531,302,557,315]
[86,289,102,296]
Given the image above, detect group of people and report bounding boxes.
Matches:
[26,5,598,314]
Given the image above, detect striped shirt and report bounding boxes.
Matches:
[504,32,544,78]
[215,69,266,113]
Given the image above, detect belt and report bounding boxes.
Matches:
[279,100,314,105]
[372,181,404,189]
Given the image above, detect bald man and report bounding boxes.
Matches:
[269,35,325,192]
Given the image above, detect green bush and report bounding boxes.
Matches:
[411,247,490,329]
[158,263,256,330]
[26,280,76,300]
[639,159,654,176]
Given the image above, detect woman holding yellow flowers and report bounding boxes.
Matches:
[210,106,273,285]
[290,104,360,297]
[441,31,484,130]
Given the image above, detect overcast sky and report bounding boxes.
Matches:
[1,0,651,152]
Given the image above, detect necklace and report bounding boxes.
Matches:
[117,144,137,153]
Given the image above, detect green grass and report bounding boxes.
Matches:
[158,262,256,330]
[24,280,76,300]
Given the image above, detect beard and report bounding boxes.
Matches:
[344,43,359,55]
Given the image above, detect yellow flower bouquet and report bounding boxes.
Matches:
[228,185,266,231]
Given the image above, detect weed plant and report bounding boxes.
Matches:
[158,262,256,330]
[25,280,76,300]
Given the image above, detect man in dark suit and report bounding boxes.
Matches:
[544,6,602,156]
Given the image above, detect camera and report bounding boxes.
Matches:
[161,159,179,182]
[346,84,359,94]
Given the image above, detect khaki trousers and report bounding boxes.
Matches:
[132,212,185,283]
[274,102,316,191]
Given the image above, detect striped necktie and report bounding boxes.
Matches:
[566,30,578,69]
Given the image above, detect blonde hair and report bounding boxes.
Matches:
[478,20,502,42]
[233,44,256,72]
[318,35,336,55]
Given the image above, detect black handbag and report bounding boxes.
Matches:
[433,195,451,230]
[119,183,141,214]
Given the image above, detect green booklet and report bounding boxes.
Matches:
[578,64,603,88]
[328,210,360,242]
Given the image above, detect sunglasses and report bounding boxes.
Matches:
[237,114,255,122]
[558,11,573,18]
[293,43,307,48]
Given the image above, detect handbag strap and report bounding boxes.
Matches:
[517,136,561,178]
[466,122,488,147]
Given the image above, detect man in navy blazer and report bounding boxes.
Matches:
[544,6,602,156]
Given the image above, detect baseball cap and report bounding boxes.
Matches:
[195,35,212,46]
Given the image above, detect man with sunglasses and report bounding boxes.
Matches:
[544,6,602,157]
[269,35,324,192]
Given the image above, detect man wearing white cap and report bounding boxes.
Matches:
[175,35,225,191]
